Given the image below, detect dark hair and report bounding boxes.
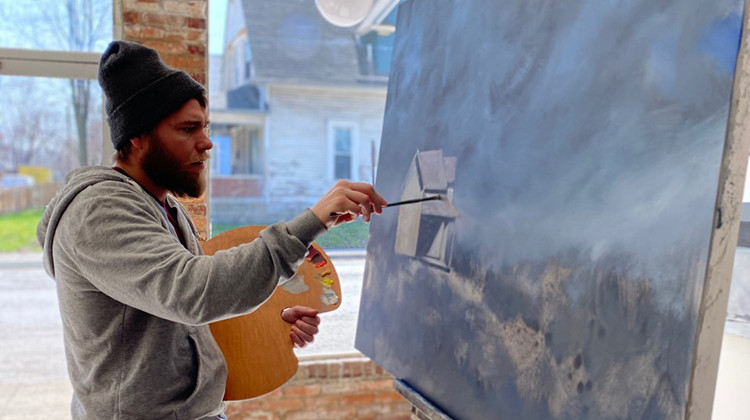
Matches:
[113,94,208,163]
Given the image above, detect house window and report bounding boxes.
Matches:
[335,128,352,179]
[328,122,359,181]
[230,126,263,175]
[233,47,243,87]
[359,8,397,77]
[244,42,252,80]
[210,135,231,175]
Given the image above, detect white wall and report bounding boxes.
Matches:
[265,84,387,207]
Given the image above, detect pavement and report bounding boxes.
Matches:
[0,251,367,419]
[0,252,748,419]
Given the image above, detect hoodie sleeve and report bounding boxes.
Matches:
[68,185,326,326]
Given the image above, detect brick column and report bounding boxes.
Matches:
[115,0,210,241]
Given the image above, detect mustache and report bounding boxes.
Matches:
[192,153,210,164]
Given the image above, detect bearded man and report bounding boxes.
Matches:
[37,41,385,420]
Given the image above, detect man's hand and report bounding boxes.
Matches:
[281,306,321,348]
[310,180,387,228]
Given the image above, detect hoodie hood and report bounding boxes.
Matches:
[37,166,137,278]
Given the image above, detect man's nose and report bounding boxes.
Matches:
[198,130,213,151]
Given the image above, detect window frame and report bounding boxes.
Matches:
[326,120,360,182]
[230,125,263,176]
[0,47,112,163]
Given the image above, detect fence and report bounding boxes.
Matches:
[0,183,60,214]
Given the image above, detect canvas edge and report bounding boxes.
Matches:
[687,2,750,418]
[393,380,455,420]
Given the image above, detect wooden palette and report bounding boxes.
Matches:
[202,226,341,400]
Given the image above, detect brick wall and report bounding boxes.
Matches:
[225,356,411,420]
[212,176,264,197]
[117,0,209,240]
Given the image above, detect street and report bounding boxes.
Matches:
[1,252,749,419]
[0,252,367,419]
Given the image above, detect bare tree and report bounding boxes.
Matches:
[1,0,110,167]
[44,0,110,166]
[0,78,67,171]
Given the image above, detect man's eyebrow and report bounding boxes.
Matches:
[176,119,209,126]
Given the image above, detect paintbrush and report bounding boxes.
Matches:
[329,195,442,217]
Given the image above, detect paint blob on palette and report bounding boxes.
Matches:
[305,247,339,306]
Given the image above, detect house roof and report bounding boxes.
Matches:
[241,0,373,86]
[417,150,457,191]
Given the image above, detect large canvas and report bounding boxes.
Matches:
[355,0,745,419]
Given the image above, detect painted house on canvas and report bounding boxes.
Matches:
[394,149,459,270]
[209,0,399,223]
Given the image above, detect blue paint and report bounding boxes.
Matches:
[700,12,743,74]
[357,0,745,419]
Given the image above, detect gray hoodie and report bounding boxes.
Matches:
[37,166,326,419]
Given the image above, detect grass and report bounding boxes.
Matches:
[213,219,371,250]
[315,220,371,249]
[0,210,371,253]
[0,208,44,252]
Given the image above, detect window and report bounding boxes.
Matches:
[208,0,394,241]
[231,126,262,175]
[0,0,112,53]
[328,122,359,181]
[334,128,352,179]
[358,8,397,77]
[0,2,111,417]
[244,42,252,80]
[209,125,263,177]
[0,75,105,180]
[0,0,112,191]
[234,46,243,87]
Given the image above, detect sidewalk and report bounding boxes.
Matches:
[0,252,43,268]
[0,252,368,419]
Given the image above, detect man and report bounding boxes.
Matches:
[36,40,386,419]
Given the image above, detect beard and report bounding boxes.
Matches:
[141,132,207,198]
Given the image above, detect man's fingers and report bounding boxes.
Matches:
[295,319,320,336]
[299,315,321,326]
[332,213,354,226]
[343,184,386,214]
[291,325,315,344]
[290,306,319,318]
[290,332,306,348]
[311,180,386,226]
[347,182,387,212]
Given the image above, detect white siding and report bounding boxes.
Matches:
[264,84,387,212]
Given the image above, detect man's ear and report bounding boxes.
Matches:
[130,134,148,153]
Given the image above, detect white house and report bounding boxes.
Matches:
[394,149,459,270]
[210,0,400,223]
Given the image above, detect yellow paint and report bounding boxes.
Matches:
[321,277,334,287]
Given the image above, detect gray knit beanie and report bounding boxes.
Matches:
[98,40,206,150]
